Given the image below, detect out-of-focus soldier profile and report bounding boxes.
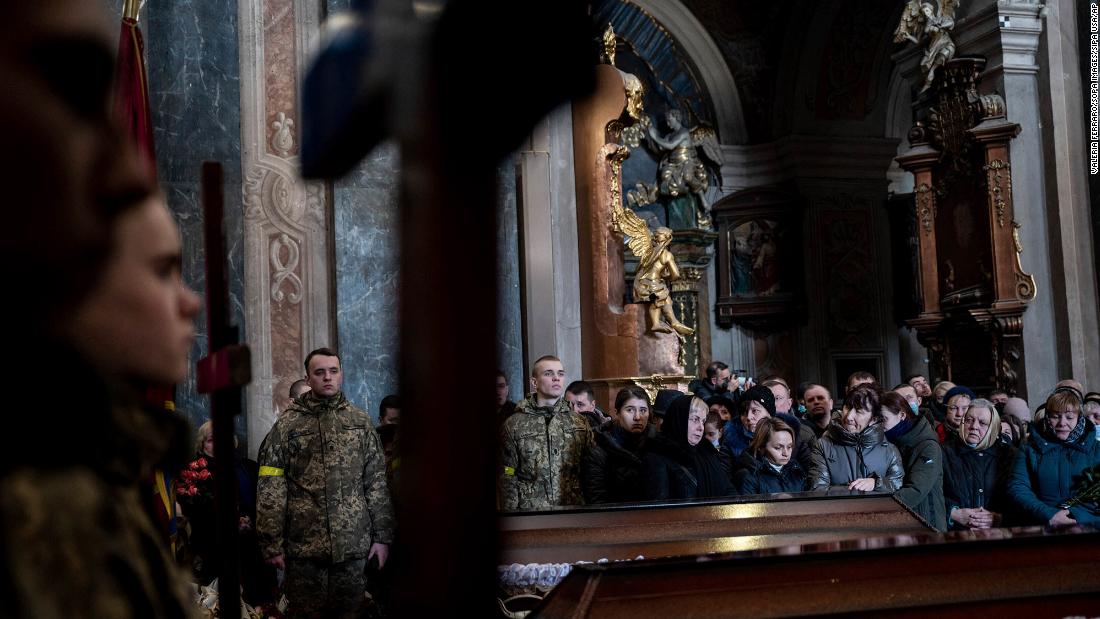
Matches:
[0,1,203,617]
[257,347,394,618]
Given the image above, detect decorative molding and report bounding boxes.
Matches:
[984,159,1010,228]
[271,111,295,157]
[914,182,935,233]
[1011,220,1037,302]
[270,233,303,304]
[238,0,333,456]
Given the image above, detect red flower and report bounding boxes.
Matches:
[195,457,208,469]
[188,486,198,496]
[196,469,212,480]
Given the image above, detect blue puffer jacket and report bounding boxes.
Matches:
[1007,419,1100,525]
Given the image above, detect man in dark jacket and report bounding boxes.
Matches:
[689,361,733,400]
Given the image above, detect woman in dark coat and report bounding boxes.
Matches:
[1007,388,1100,526]
[733,417,807,495]
[643,395,734,501]
[809,386,905,492]
[582,386,653,504]
[881,392,947,531]
[942,398,1018,529]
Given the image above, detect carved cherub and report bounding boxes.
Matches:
[641,109,722,229]
[612,206,694,336]
[894,0,960,93]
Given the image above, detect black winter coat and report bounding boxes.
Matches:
[732,452,807,495]
[642,436,735,501]
[942,436,1019,528]
[582,423,650,504]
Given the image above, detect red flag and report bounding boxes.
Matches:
[114,2,178,552]
[114,2,157,179]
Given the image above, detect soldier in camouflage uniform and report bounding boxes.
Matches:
[257,348,395,618]
[499,355,594,511]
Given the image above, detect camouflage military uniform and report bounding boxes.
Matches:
[499,395,594,511]
[257,390,394,618]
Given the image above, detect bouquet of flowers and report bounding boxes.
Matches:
[177,456,215,504]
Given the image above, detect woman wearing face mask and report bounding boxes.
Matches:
[1007,388,1100,526]
[642,395,734,501]
[733,417,806,496]
[941,399,1018,530]
[881,392,946,531]
[808,386,904,492]
[582,386,654,504]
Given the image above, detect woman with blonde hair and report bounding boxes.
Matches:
[942,399,1017,529]
[733,417,806,495]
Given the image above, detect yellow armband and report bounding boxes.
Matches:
[503,466,515,476]
[259,466,285,477]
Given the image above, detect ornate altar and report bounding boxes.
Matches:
[570,25,718,408]
[895,57,1036,397]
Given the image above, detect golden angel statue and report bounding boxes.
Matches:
[642,109,722,230]
[612,206,694,336]
[894,0,960,93]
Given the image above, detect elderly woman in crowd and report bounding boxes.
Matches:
[643,394,734,500]
[881,392,946,531]
[942,398,1018,530]
[1007,388,1100,526]
[733,417,807,496]
[583,386,654,504]
[809,386,904,492]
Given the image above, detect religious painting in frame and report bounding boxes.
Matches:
[713,187,804,331]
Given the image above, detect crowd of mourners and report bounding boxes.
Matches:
[497,357,1100,533]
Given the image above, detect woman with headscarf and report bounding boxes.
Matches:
[808,386,904,492]
[942,398,1018,529]
[1007,388,1100,526]
[642,394,734,500]
[881,392,946,531]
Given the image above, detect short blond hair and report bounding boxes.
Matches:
[195,419,237,455]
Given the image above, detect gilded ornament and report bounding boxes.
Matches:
[623,73,646,122]
[603,23,617,66]
[610,160,694,337]
[914,182,935,233]
[984,159,1010,228]
[1011,221,1037,301]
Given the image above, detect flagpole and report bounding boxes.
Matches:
[123,0,139,21]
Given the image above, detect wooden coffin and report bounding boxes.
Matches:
[499,491,933,566]
[532,524,1100,617]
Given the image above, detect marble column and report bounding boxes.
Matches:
[142,1,246,436]
[1037,0,1100,388]
[518,104,584,382]
[238,0,334,455]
